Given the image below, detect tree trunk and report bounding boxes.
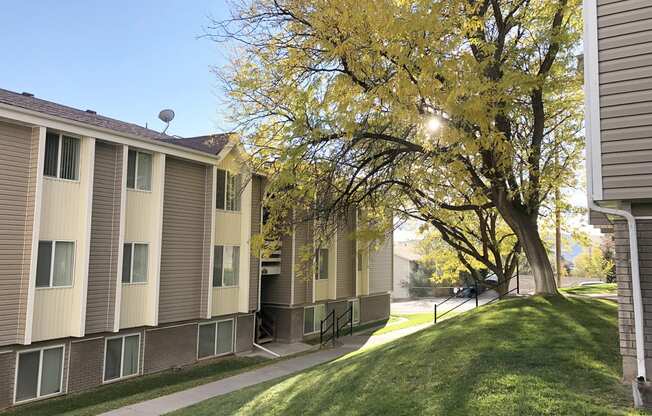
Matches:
[493,195,559,295]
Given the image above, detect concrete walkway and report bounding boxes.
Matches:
[101,324,430,416]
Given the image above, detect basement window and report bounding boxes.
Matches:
[303,304,327,335]
[14,345,64,403]
[104,334,140,382]
[198,319,234,359]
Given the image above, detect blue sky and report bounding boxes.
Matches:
[0,1,232,137]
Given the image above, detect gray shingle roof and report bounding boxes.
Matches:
[158,134,232,155]
[0,88,232,156]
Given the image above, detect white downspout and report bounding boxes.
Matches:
[587,201,646,381]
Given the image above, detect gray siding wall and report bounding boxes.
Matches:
[597,0,652,199]
[369,233,393,294]
[85,142,123,334]
[159,157,211,323]
[261,232,292,305]
[0,121,38,346]
[249,176,263,311]
[613,219,652,380]
[336,214,356,299]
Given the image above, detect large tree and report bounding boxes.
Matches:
[211,0,583,294]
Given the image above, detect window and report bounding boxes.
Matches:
[36,241,74,288]
[197,320,234,359]
[303,304,327,335]
[15,346,64,403]
[349,299,360,324]
[213,245,239,287]
[216,169,241,211]
[104,334,140,382]
[316,249,329,280]
[122,243,148,283]
[357,252,363,272]
[126,149,152,191]
[44,131,80,180]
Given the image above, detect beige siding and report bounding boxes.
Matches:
[597,0,652,199]
[0,121,37,346]
[248,176,263,311]
[159,157,211,323]
[369,233,393,294]
[86,142,122,334]
[336,215,356,299]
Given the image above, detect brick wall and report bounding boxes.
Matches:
[360,293,390,324]
[68,338,104,393]
[0,351,15,409]
[614,219,652,380]
[144,323,198,374]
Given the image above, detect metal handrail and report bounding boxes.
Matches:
[433,269,521,324]
[320,309,336,346]
[336,306,354,338]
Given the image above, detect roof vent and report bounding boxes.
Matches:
[21,92,34,97]
[85,109,97,115]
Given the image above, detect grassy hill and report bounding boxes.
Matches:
[173,296,644,416]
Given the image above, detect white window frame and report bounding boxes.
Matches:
[44,131,81,182]
[213,245,240,288]
[13,344,66,404]
[196,318,235,360]
[102,333,141,383]
[122,242,149,284]
[127,149,153,192]
[216,169,241,212]
[36,240,76,289]
[348,299,360,324]
[303,304,326,335]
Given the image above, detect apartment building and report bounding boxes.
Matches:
[584,0,652,402]
[0,87,392,409]
[259,211,393,344]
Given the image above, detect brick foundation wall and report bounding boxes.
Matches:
[68,338,104,393]
[0,352,15,410]
[614,219,652,381]
[143,323,198,374]
[236,315,255,353]
[360,293,390,324]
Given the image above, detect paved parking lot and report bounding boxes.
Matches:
[391,290,498,315]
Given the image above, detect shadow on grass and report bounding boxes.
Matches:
[171,296,643,416]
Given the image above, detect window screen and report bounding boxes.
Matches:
[223,246,239,287]
[104,338,122,381]
[136,152,152,191]
[216,320,234,355]
[216,169,226,209]
[40,347,63,396]
[318,249,329,280]
[127,150,137,189]
[213,246,223,287]
[15,351,39,402]
[60,135,80,180]
[43,132,59,177]
[198,323,216,358]
[122,243,132,283]
[52,242,74,286]
[36,241,53,288]
[122,335,139,377]
[132,244,148,283]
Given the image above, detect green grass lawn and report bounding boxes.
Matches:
[561,283,617,296]
[172,296,645,416]
[2,356,268,416]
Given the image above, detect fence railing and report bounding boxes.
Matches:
[319,309,336,346]
[434,272,521,324]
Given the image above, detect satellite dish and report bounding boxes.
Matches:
[158,109,175,134]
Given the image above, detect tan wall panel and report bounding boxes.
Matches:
[0,121,36,346]
[212,287,240,316]
[159,157,210,323]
